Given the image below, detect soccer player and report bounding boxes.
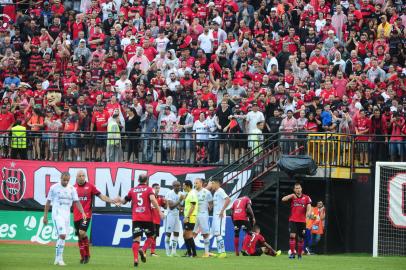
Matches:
[211,179,231,258]
[43,172,86,266]
[116,174,164,267]
[282,182,312,259]
[183,180,198,257]
[231,196,256,256]
[73,170,117,264]
[245,225,281,257]
[143,183,166,256]
[193,178,213,257]
[164,181,184,256]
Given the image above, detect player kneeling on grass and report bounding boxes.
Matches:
[73,170,117,264]
[43,172,86,266]
[211,179,231,258]
[245,225,281,257]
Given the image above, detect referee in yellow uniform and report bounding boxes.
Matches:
[183,180,198,257]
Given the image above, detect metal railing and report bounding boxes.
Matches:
[1,130,404,167]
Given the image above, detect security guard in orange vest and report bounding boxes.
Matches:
[305,201,325,254]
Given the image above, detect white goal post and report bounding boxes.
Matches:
[373,162,406,257]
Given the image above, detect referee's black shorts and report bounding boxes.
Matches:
[74,218,91,236]
[289,221,306,238]
[184,222,195,231]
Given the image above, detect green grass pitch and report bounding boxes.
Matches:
[0,244,405,270]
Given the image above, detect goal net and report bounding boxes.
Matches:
[373,162,406,257]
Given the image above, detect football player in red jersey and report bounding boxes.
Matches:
[246,225,281,257]
[231,196,255,256]
[142,183,166,256]
[282,182,312,259]
[73,170,117,264]
[117,174,164,267]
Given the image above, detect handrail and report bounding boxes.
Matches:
[219,145,280,188]
[228,146,304,198]
[209,132,280,184]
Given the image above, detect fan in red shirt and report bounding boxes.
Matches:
[90,103,110,161]
[0,104,15,157]
[282,27,300,54]
[282,183,312,259]
[231,196,256,256]
[245,225,281,257]
[73,170,116,264]
[309,48,328,70]
[117,175,164,267]
[354,110,371,166]
[142,183,166,256]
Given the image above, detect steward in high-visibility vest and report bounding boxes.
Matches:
[10,120,27,160]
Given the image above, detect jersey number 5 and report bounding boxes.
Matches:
[137,193,143,206]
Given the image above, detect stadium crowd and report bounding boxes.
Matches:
[0,0,405,165]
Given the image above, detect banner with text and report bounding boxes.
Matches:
[91,213,238,251]
[0,210,82,244]
[0,159,251,211]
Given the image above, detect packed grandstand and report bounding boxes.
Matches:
[0,0,405,165]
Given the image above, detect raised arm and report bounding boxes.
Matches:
[167,194,184,210]
[282,193,295,202]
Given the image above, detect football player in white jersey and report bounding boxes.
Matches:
[211,179,230,258]
[193,178,213,258]
[164,181,184,256]
[43,172,86,266]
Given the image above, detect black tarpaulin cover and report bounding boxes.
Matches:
[277,155,318,177]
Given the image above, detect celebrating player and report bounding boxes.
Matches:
[245,225,281,257]
[73,170,117,264]
[193,178,213,258]
[231,196,256,256]
[182,180,198,257]
[282,182,312,259]
[211,179,231,258]
[43,172,86,266]
[116,174,164,267]
[164,181,184,256]
[143,183,166,256]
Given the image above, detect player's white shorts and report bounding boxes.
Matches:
[165,214,180,233]
[52,214,70,236]
[194,214,210,235]
[211,215,226,236]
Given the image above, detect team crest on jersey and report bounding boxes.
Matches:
[1,165,27,203]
